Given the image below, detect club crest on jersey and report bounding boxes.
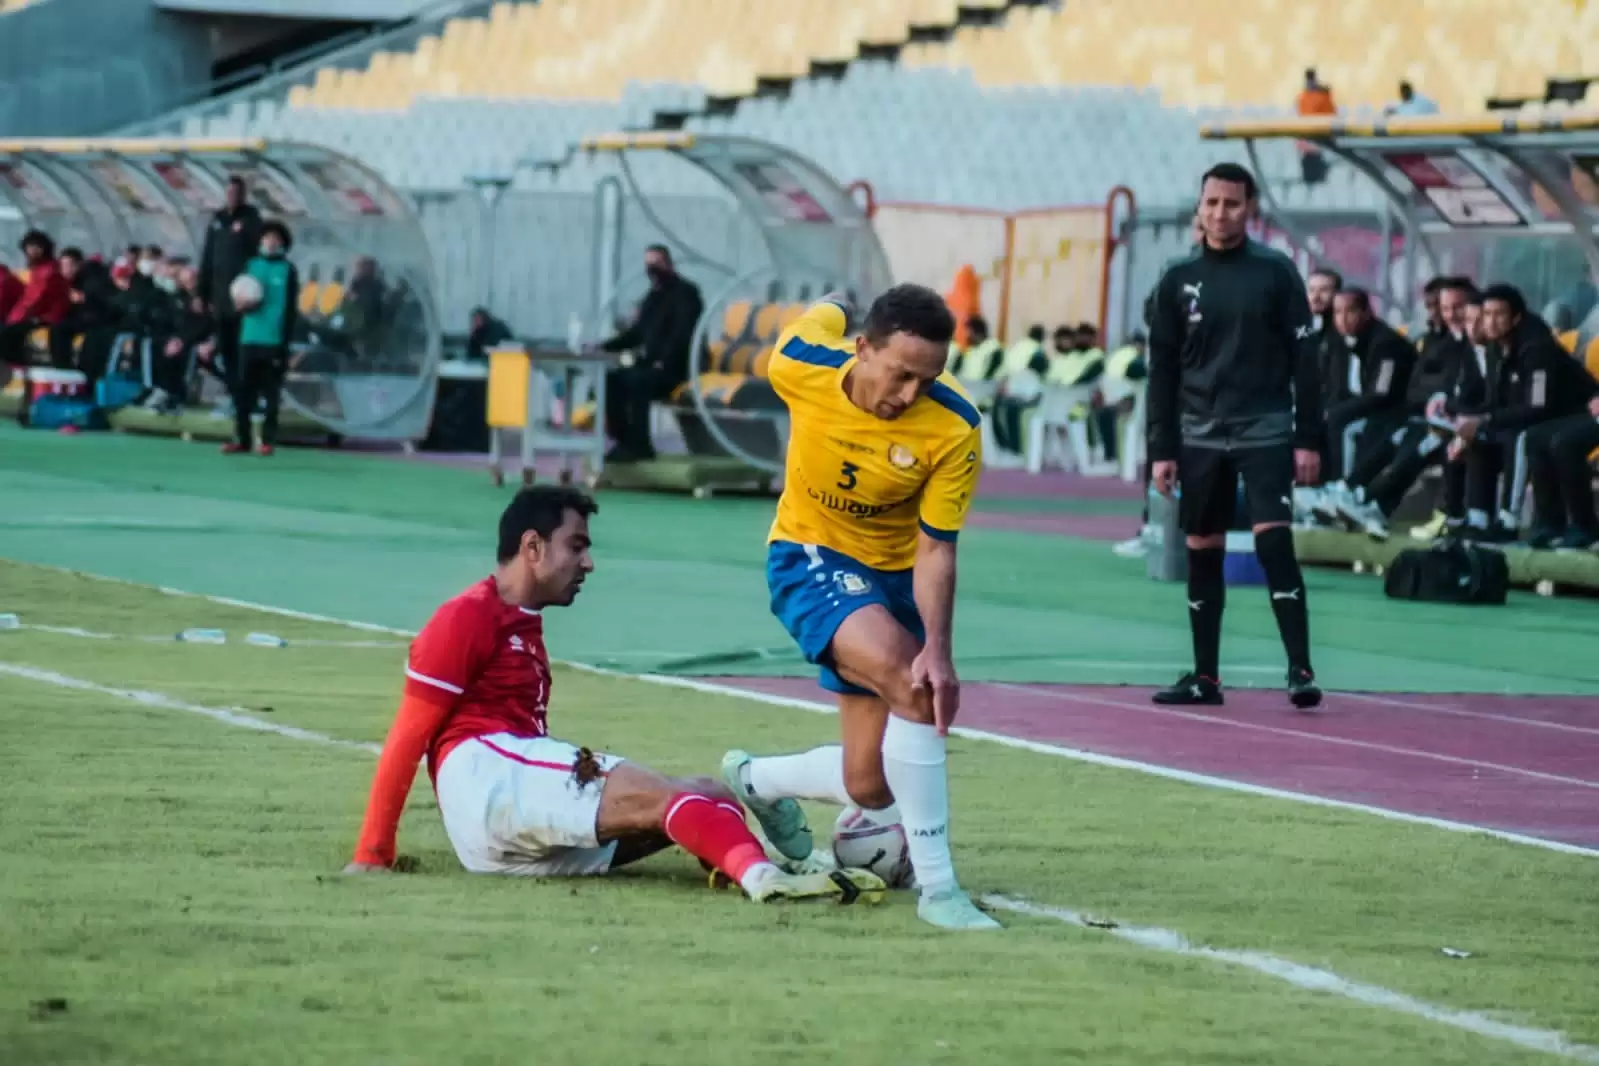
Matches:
[1182,281,1203,323]
[887,444,918,469]
[834,570,871,596]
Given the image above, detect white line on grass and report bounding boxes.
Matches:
[981,896,1599,1064]
[0,661,379,754]
[29,564,1599,860]
[3,653,1596,1062]
[16,622,407,649]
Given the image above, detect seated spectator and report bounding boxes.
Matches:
[1450,284,1596,542]
[1318,287,1414,493]
[0,231,70,365]
[1321,278,1476,537]
[145,262,214,413]
[1385,80,1440,117]
[598,244,703,463]
[988,324,1051,457]
[0,262,22,323]
[466,306,513,361]
[950,314,1002,388]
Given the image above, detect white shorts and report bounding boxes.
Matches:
[435,733,625,877]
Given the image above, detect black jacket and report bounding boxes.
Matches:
[1445,342,1500,417]
[198,204,264,317]
[1406,328,1464,412]
[1481,314,1599,434]
[601,273,705,386]
[1147,239,1322,460]
[1326,317,1414,419]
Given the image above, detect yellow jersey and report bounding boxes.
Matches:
[767,301,983,571]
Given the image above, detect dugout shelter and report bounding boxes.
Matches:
[1202,112,1599,592]
[540,131,893,496]
[0,138,439,443]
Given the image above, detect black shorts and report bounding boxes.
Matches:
[1178,444,1294,536]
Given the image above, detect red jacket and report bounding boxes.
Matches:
[6,259,70,326]
[0,267,22,323]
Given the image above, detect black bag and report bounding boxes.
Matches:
[1383,540,1510,605]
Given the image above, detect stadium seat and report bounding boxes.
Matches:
[290,0,967,111]
[900,0,1597,113]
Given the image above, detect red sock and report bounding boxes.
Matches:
[663,794,770,883]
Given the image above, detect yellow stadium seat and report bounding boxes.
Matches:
[1585,337,1599,381]
[317,282,345,318]
[298,281,320,315]
[898,0,1592,112]
[1557,329,1579,354]
[752,303,784,341]
[292,0,966,111]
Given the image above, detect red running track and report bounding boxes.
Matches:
[714,676,1599,851]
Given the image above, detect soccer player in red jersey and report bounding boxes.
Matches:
[345,486,885,904]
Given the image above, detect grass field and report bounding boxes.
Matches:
[3,560,1597,1065]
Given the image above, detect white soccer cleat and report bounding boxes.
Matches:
[917,887,1002,931]
[746,866,886,905]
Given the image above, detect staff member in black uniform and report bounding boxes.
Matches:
[1146,163,1324,709]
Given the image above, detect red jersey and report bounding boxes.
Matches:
[403,577,551,778]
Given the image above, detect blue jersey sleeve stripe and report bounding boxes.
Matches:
[919,520,959,542]
[926,381,981,427]
[780,334,849,369]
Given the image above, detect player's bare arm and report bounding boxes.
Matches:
[910,531,960,734]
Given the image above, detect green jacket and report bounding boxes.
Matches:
[239,255,299,349]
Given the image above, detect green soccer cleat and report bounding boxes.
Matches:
[917,888,1002,931]
[720,749,814,862]
[747,866,886,905]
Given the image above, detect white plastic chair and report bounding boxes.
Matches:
[1024,383,1099,475]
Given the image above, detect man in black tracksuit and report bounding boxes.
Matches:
[1321,287,1414,483]
[1449,285,1599,548]
[197,176,264,389]
[599,243,704,462]
[1303,266,1342,409]
[1147,163,1324,710]
[1324,277,1475,537]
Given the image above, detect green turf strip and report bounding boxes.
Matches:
[0,563,1595,1064]
[0,425,1595,693]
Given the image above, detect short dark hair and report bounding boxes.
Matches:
[1335,287,1372,312]
[1465,288,1485,307]
[1200,163,1258,200]
[227,175,246,190]
[1310,267,1343,288]
[260,220,293,251]
[1481,283,1526,318]
[1439,276,1478,299]
[59,246,84,262]
[966,314,988,338]
[19,229,53,257]
[144,245,164,259]
[645,243,673,264]
[862,283,955,348]
[497,486,598,564]
[1422,275,1452,295]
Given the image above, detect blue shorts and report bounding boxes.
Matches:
[766,540,923,696]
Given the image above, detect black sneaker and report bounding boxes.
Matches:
[1288,666,1323,710]
[1153,672,1223,706]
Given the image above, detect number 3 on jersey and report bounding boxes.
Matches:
[837,460,859,491]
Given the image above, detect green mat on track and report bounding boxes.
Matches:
[0,423,1594,695]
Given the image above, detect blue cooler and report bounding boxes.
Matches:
[1223,474,1266,586]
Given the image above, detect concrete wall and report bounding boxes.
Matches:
[0,0,213,136]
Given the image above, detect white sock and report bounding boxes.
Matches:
[739,861,780,895]
[744,746,850,805]
[880,715,955,897]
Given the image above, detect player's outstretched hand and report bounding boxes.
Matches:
[1151,460,1178,497]
[1293,448,1320,486]
[911,647,961,736]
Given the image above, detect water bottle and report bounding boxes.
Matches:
[245,632,288,648]
[177,628,226,644]
[1146,483,1187,582]
[567,313,583,354]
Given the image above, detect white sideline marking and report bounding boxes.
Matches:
[18,622,406,649]
[0,661,379,755]
[981,896,1599,1063]
[3,655,1596,1061]
[30,564,1599,861]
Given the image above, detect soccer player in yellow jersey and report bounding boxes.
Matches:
[720,284,1000,931]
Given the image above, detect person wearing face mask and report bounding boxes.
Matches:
[199,176,264,386]
[597,244,704,463]
[224,221,299,456]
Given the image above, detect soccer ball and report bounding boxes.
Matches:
[831,805,915,889]
[229,273,264,311]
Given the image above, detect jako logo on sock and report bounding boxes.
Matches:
[911,825,948,839]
